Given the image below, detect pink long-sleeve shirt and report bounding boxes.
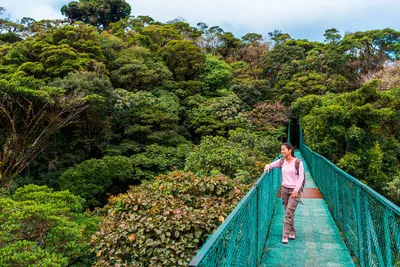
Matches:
[267,158,305,193]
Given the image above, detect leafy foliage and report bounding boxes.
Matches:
[91,171,249,266]
[59,156,133,208]
[160,40,206,81]
[294,82,400,198]
[110,46,172,91]
[385,176,400,205]
[2,5,400,264]
[203,54,234,94]
[61,0,131,30]
[186,91,248,137]
[130,143,193,181]
[0,78,86,188]
[0,185,98,266]
[109,89,185,148]
[185,128,280,183]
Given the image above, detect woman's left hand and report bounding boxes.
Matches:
[290,191,298,198]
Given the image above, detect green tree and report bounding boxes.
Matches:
[261,43,305,83]
[340,28,400,75]
[141,24,182,50]
[186,91,248,138]
[61,0,131,30]
[0,22,106,79]
[168,21,203,41]
[242,33,263,45]
[50,71,113,97]
[59,156,133,207]
[230,78,272,107]
[276,71,349,104]
[203,54,234,94]
[160,40,206,81]
[216,32,243,60]
[238,36,268,79]
[16,72,114,189]
[0,78,86,189]
[99,32,127,69]
[268,30,291,44]
[196,23,224,55]
[106,89,186,155]
[324,28,341,44]
[385,176,400,205]
[110,46,172,91]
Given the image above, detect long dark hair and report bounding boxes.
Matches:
[281,142,295,157]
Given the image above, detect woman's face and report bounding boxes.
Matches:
[281,145,292,157]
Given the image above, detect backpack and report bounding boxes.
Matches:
[279,158,306,192]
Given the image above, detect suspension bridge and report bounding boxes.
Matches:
[188,122,400,267]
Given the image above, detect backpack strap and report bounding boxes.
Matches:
[295,158,301,176]
[293,158,306,195]
[279,158,285,168]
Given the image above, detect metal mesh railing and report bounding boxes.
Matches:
[299,122,400,267]
[188,159,282,266]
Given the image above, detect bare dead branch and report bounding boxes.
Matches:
[0,95,88,188]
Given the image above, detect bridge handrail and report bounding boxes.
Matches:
[188,157,282,266]
[299,122,400,267]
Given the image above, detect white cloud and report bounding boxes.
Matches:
[129,0,398,26]
[1,0,399,40]
[127,0,400,39]
[0,0,65,20]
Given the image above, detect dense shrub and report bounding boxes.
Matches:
[0,240,68,267]
[130,143,193,180]
[0,185,98,267]
[59,156,133,208]
[186,91,249,137]
[185,128,280,183]
[91,171,249,266]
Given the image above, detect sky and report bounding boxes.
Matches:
[1,0,400,42]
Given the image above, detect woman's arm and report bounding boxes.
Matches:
[264,159,281,172]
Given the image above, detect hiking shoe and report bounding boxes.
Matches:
[289,234,295,240]
[282,236,289,244]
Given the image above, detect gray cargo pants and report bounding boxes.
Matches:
[281,186,302,236]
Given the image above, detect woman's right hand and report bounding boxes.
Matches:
[264,165,270,173]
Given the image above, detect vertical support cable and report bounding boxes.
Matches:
[356,187,365,267]
[365,200,372,266]
[255,184,259,267]
[340,172,345,232]
[334,172,339,222]
[384,211,392,267]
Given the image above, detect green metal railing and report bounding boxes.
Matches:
[299,122,400,267]
[188,159,281,266]
[189,121,400,266]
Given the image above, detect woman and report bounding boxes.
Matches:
[264,143,305,244]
